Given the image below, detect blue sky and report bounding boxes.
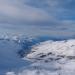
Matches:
[0,0,75,38]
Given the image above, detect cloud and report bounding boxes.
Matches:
[0,0,75,38]
[0,0,74,25]
[0,0,51,25]
[6,70,58,75]
[6,59,75,75]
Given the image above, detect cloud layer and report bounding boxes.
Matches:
[0,0,75,38]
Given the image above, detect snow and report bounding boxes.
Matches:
[26,39,75,61]
[6,39,75,75]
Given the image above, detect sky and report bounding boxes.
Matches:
[0,0,75,38]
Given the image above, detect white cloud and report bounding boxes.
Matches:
[6,72,16,75]
[6,70,58,75]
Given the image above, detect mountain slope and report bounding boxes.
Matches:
[6,38,75,75]
[22,39,75,75]
[0,36,75,75]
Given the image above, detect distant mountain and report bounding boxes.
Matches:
[6,38,75,75]
[0,35,75,75]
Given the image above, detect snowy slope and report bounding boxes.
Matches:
[26,39,75,62]
[6,39,75,75]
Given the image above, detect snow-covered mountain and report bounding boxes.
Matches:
[26,39,75,62]
[0,35,54,75]
[6,38,75,75]
[0,35,75,75]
